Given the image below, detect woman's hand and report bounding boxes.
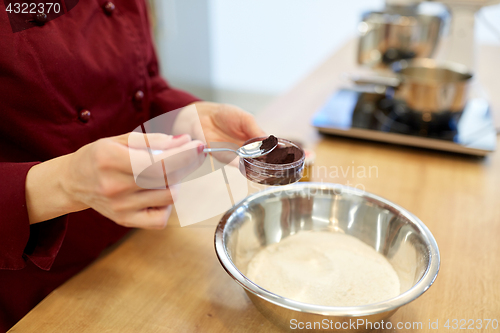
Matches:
[173,102,266,147]
[25,133,206,228]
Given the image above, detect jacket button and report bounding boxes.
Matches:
[133,90,144,112]
[134,90,144,102]
[34,13,48,25]
[103,2,115,15]
[79,110,91,123]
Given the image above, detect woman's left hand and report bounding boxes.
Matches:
[175,101,266,146]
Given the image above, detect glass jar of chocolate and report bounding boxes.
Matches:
[239,137,305,185]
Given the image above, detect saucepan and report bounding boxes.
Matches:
[358,11,444,68]
[352,58,473,114]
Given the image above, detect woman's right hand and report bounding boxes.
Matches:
[26,133,206,228]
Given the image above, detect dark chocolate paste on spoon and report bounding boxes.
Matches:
[260,135,278,154]
[256,136,303,164]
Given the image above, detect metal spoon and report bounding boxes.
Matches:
[151,136,278,159]
[204,139,278,159]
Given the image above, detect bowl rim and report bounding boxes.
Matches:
[214,182,440,316]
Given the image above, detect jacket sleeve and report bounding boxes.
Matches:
[0,162,68,271]
[149,75,201,119]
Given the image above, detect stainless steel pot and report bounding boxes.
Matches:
[395,59,473,113]
[353,59,473,114]
[358,11,444,69]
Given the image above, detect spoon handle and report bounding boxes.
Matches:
[203,148,237,154]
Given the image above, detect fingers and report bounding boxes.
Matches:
[111,188,176,212]
[102,135,205,185]
[241,112,266,139]
[208,141,240,166]
[211,103,266,142]
[126,132,192,150]
[120,205,173,229]
[150,139,204,168]
[136,140,206,187]
[75,132,187,230]
[221,103,266,139]
[107,188,177,229]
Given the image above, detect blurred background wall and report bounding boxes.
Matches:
[151,0,500,114]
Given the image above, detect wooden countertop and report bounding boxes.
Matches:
[9,41,500,332]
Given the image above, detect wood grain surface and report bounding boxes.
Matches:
[9,40,500,333]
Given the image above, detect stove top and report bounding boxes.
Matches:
[312,89,496,156]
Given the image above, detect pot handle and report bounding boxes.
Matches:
[350,74,401,88]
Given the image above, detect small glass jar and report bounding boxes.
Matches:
[239,137,305,186]
[299,149,316,182]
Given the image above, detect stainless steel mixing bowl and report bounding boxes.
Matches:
[215,183,440,332]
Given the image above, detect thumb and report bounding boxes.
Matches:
[113,132,192,150]
[242,113,266,139]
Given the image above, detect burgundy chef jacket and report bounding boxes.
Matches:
[0,1,199,331]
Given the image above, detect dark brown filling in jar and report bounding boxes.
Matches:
[256,145,303,164]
